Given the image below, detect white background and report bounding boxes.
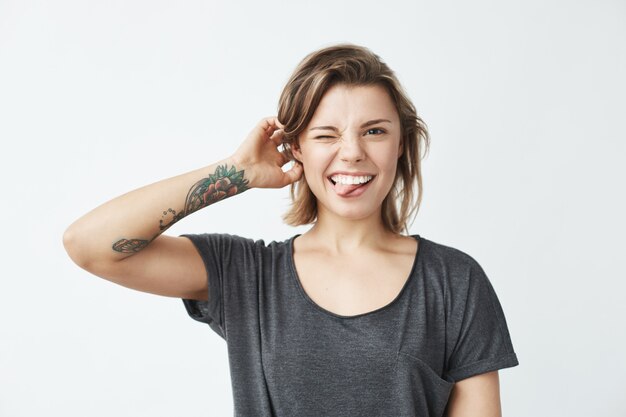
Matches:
[1,1,625,416]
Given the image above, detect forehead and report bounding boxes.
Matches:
[309,83,399,123]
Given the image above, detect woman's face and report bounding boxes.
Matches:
[292,83,403,221]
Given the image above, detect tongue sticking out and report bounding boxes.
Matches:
[332,180,370,197]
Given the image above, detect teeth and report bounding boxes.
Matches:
[330,174,373,185]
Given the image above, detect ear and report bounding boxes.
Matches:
[397,139,404,159]
[291,142,303,162]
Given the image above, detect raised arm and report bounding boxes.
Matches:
[62,116,302,299]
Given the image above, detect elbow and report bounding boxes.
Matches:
[62,226,91,269]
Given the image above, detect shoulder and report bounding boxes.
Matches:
[420,236,482,270]
[419,236,488,287]
[419,238,506,322]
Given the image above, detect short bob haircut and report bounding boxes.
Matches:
[278,43,430,235]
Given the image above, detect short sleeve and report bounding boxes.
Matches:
[179,232,263,342]
[443,258,519,382]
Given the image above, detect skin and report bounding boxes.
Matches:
[446,371,503,417]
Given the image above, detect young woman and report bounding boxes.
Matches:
[63,43,519,417]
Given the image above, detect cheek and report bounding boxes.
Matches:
[301,147,331,169]
[372,146,400,171]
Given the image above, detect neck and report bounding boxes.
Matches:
[305,206,397,255]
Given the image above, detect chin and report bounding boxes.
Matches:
[320,202,382,222]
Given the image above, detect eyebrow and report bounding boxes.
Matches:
[308,119,392,132]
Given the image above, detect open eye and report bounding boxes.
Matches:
[365,128,386,135]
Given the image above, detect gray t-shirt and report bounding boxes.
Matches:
[181,233,519,417]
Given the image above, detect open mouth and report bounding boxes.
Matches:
[328,176,374,185]
[327,175,376,197]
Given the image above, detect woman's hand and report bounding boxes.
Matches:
[231,116,303,189]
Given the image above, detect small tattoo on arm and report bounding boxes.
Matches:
[112,164,249,254]
[112,238,150,253]
[159,208,184,231]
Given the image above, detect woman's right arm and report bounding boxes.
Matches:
[62,117,302,300]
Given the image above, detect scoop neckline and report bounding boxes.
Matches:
[287,233,423,319]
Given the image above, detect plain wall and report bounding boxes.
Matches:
[1,0,625,416]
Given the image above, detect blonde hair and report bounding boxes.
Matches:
[278,43,430,235]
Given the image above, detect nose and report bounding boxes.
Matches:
[338,134,365,163]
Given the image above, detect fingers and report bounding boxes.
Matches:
[281,161,304,187]
[257,116,287,149]
[268,128,285,147]
[258,116,285,139]
[259,115,284,129]
[277,147,291,165]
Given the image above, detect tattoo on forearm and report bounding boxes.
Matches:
[183,164,250,215]
[112,164,249,253]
